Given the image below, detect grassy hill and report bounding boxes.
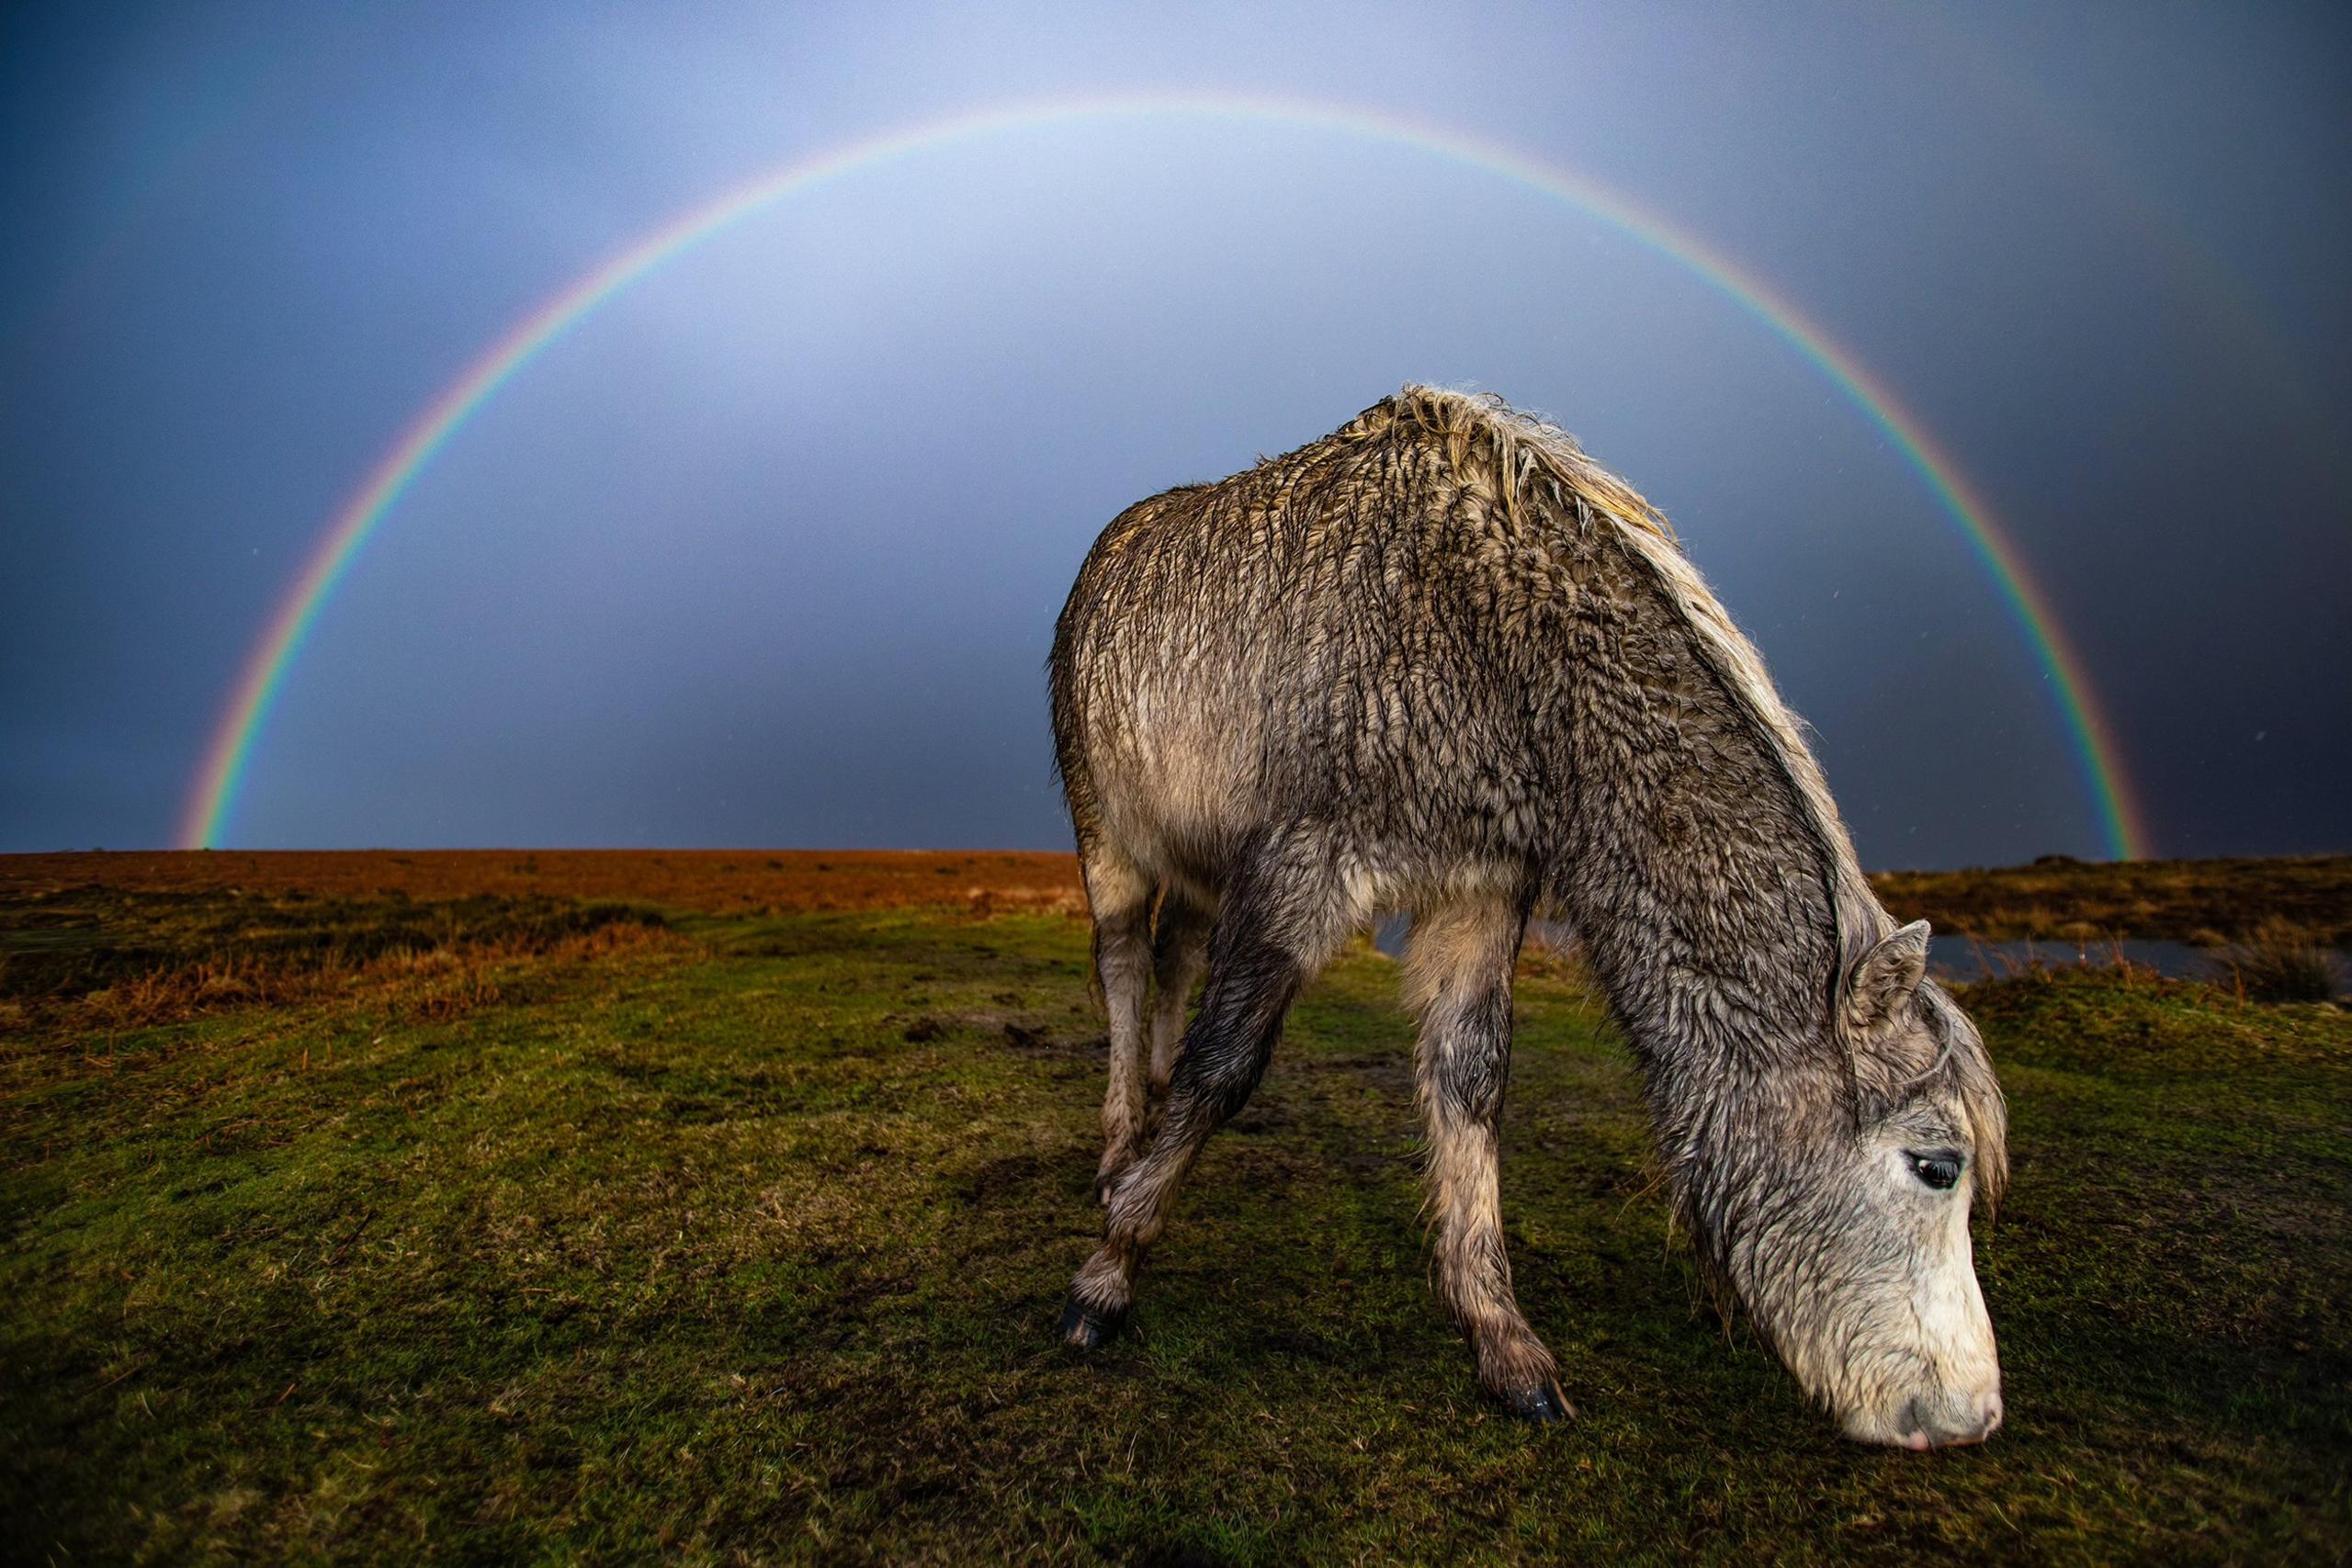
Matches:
[3,856,2346,1562]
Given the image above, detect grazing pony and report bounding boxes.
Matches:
[1048,388,2007,1447]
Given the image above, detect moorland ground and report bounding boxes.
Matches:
[3,852,2347,1563]
[1869,854,2352,947]
[15,846,2342,941]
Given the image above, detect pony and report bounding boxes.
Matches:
[1048,388,2007,1446]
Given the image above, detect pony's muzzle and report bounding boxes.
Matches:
[1843,1382,2002,1449]
[1885,1385,2003,1450]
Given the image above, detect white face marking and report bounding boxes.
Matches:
[1742,1109,2004,1449]
[1897,1143,2000,1386]
[1818,1134,2001,1447]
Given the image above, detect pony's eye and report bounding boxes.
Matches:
[1910,1153,1962,1190]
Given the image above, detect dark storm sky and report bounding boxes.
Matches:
[2,1,2346,867]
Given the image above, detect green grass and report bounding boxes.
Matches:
[3,896,2347,1563]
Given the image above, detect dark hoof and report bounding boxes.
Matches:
[1058,1295,1127,1349]
[1494,1379,1576,1423]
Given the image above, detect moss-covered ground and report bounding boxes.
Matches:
[3,881,2346,1563]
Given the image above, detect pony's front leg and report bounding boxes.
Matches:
[1406,894,1572,1421]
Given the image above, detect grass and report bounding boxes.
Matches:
[0,881,673,1023]
[3,863,2348,1563]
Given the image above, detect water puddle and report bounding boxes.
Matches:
[1928,935,2348,996]
[1370,916,2346,998]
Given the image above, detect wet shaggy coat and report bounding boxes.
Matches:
[1050,387,2009,1444]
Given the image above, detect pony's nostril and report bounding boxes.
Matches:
[1928,1399,2000,1447]
[1894,1390,2003,1448]
[1947,1387,2004,1445]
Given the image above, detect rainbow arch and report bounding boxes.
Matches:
[177,90,2151,859]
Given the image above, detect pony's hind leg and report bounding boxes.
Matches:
[1148,887,1214,1096]
[1060,829,1366,1347]
[1405,894,1571,1421]
[1083,848,1155,1203]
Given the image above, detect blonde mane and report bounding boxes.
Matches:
[1376,383,1893,991]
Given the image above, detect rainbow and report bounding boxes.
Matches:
[177,90,2151,859]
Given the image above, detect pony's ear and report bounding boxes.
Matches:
[1843,919,1931,1036]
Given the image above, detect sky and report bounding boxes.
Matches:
[1,0,2346,869]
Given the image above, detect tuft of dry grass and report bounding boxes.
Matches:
[2218,919,2342,1004]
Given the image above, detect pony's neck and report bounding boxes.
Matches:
[1541,595,1869,1090]
[1567,815,1841,1065]
[1557,782,1862,1208]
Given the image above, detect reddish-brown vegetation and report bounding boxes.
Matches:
[6,849,2344,941]
[1870,854,2351,945]
[0,848,1087,916]
[0,852,1086,1038]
